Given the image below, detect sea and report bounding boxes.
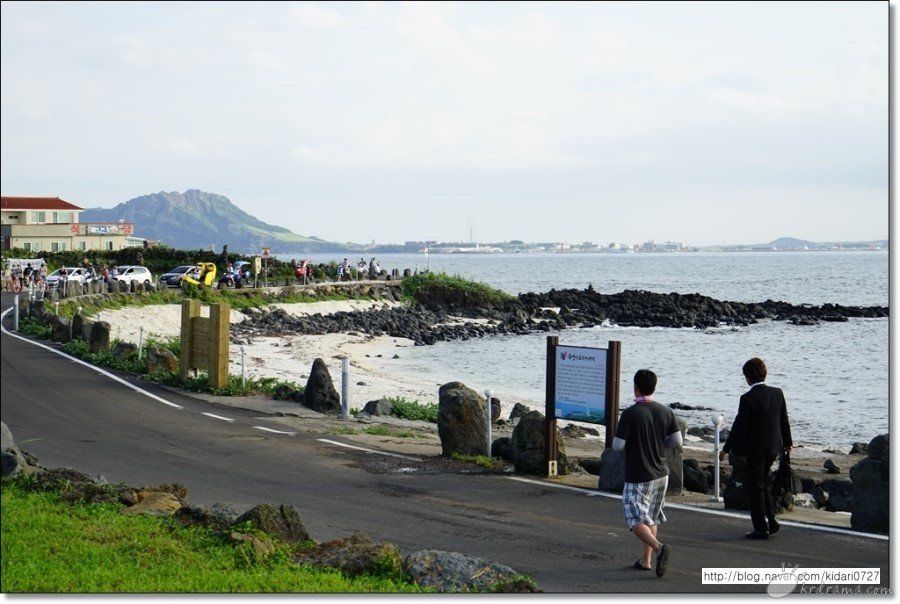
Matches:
[278,251,890,449]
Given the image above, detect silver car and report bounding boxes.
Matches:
[159,265,200,287]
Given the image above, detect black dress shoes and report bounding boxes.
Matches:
[768,519,781,534]
[745,531,770,540]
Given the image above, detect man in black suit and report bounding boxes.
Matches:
[720,358,793,540]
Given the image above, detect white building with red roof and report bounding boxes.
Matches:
[1,196,142,252]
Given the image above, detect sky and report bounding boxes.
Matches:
[0,1,889,247]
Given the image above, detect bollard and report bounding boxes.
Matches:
[340,356,350,419]
[138,326,144,360]
[13,294,19,331]
[240,345,246,388]
[55,302,60,315]
[71,306,82,341]
[484,389,493,459]
[711,414,724,502]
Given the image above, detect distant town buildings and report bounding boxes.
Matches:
[1,196,146,252]
[375,237,882,255]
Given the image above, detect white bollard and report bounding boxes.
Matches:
[484,389,493,459]
[138,326,144,360]
[340,356,350,419]
[13,294,19,331]
[54,302,60,315]
[240,345,246,387]
[711,414,725,502]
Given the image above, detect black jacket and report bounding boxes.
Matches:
[723,383,793,458]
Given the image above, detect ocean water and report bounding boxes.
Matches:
[284,251,889,448]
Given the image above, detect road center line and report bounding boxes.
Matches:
[202,412,235,422]
[1,309,183,409]
[505,476,888,541]
[254,426,296,436]
[318,438,422,461]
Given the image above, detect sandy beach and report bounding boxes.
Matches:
[96,300,518,417]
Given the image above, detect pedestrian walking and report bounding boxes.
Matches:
[720,357,793,540]
[612,369,682,577]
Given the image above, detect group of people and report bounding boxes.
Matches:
[613,357,792,578]
[6,262,48,292]
[334,257,380,280]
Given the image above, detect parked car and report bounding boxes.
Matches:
[113,265,154,288]
[158,265,200,288]
[45,267,92,290]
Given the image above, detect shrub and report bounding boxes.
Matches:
[400,273,513,309]
[388,398,439,423]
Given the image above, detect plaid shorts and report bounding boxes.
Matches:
[622,476,669,529]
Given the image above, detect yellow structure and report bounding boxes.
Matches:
[182,262,217,287]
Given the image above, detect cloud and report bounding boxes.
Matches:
[171,138,202,156]
[290,145,323,161]
[291,3,345,29]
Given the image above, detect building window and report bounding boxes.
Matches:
[23,242,40,252]
[106,241,114,251]
[52,211,72,223]
[78,241,87,251]
[30,211,46,223]
[51,242,68,252]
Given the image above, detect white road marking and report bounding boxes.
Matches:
[505,476,888,541]
[202,413,235,422]
[318,438,422,461]
[1,309,183,409]
[254,426,296,436]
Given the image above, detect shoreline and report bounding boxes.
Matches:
[94,300,870,454]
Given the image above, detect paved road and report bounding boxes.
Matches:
[0,292,891,594]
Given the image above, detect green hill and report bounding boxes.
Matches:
[79,190,360,254]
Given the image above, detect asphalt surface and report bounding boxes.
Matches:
[0,291,891,594]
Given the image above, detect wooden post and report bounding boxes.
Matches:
[545,335,559,477]
[209,303,230,388]
[180,298,200,379]
[605,340,622,448]
[180,299,229,388]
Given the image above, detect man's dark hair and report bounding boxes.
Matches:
[743,357,767,383]
[633,369,657,395]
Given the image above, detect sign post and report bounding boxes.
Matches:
[545,337,622,476]
[261,247,270,288]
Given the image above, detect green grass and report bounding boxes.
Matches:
[362,426,423,438]
[0,479,425,593]
[450,453,508,470]
[327,426,425,439]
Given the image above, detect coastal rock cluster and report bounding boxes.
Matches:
[231,286,888,346]
[511,287,888,329]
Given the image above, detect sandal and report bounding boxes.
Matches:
[634,560,651,571]
[655,543,670,577]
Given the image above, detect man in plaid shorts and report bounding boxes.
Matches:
[613,369,682,577]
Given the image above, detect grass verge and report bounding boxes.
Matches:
[0,478,424,593]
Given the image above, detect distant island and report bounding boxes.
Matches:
[80,189,887,255]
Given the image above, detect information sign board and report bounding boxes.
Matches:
[554,345,607,424]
